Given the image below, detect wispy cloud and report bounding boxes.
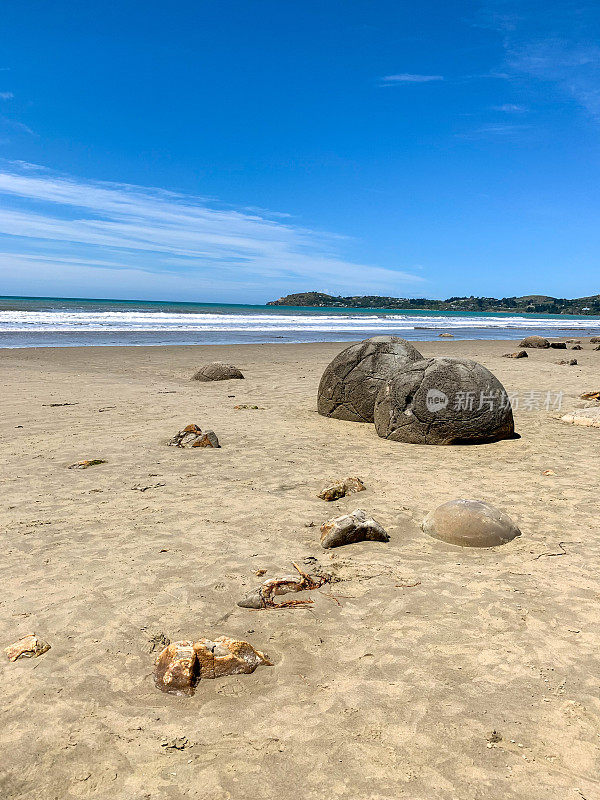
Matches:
[492,103,527,112]
[380,73,444,84]
[478,1,600,120]
[0,163,425,301]
[0,91,14,100]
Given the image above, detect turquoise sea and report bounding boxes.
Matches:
[1,295,599,348]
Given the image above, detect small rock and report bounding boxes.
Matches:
[154,637,272,696]
[595,345,600,351]
[161,737,188,750]
[550,342,567,349]
[519,336,549,348]
[542,469,557,476]
[4,634,51,662]
[561,407,600,427]
[580,391,600,401]
[439,333,454,337]
[590,337,600,343]
[557,359,577,365]
[168,425,220,448]
[192,363,244,382]
[238,563,328,609]
[571,345,582,350]
[234,404,259,410]
[320,509,389,549]
[318,476,366,501]
[422,499,521,548]
[68,459,106,469]
[503,350,528,359]
[487,730,503,744]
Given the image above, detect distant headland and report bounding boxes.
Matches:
[267,292,600,315]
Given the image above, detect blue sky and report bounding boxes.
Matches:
[1,0,599,303]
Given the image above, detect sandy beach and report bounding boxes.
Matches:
[1,337,599,800]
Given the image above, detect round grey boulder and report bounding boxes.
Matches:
[373,357,515,445]
[317,336,423,423]
[423,499,521,547]
[519,336,550,348]
[192,362,244,382]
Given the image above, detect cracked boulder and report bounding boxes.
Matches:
[320,508,389,549]
[238,563,328,609]
[317,336,423,423]
[318,476,365,501]
[154,636,272,696]
[374,357,515,445]
[192,362,244,381]
[423,499,521,547]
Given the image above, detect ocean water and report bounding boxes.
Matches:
[1,296,599,348]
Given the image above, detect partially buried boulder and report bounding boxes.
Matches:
[503,350,528,359]
[320,508,389,549]
[373,357,514,445]
[154,637,272,696]
[561,407,600,427]
[318,476,365,501]
[519,336,550,348]
[423,499,521,547]
[317,336,423,423]
[168,424,220,448]
[192,362,244,381]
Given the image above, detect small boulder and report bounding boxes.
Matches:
[519,336,550,348]
[318,476,366,501]
[422,499,521,548]
[572,345,582,350]
[590,337,600,343]
[374,358,514,445]
[168,424,220,448]
[439,333,454,338]
[503,350,528,359]
[561,407,600,427]
[154,637,272,696]
[550,342,567,349]
[192,363,244,382]
[238,563,328,609]
[580,391,600,401]
[595,345,600,351]
[68,459,106,469]
[558,359,578,365]
[320,509,389,549]
[317,336,423,423]
[4,634,51,662]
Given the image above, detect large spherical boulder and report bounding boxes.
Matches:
[192,362,244,381]
[519,336,550,348]
[422,499,521,547]
[317,336,423,423]
[373,357,514,445]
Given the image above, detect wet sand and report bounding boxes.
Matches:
[1,338,599,799]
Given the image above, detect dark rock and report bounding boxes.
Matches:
[558,359,578,365]
[374,357,514,445]
[318,476,365,501]
[503,350,528,359]
[168,424,220,448]
[317,336,423,423]
[320,509,389,549]
[518,336,550,348]
[422,499,521,547]
[192,363,244,381]
[590,337,600,343]
[571,345,582,350]
[550,342,567,349]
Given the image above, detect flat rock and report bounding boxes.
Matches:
[503,350,528,359]
[374,357,514,445]
[154,636,272,695]
[439,333,454,338]
[68,459,106,469]
[168,424,220,448]
[423,499,521,548]
[561,407,600,427]
[4,634,51,662]
[318,476,366,501]
[558,359,577,365]
[550,342,567,349]
[192,362,244,382]
[519,336,550,348]
[580,391,600,401]
[317,336,423,423]
[320,508,389,549]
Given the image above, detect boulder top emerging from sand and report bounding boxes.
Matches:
[423,499,521,547]
[317,336,423,423]
[374,357,515,445]
[519,335,550,348]
[320,508,389,549]
[192,362,244,382]
[561,407,600,427]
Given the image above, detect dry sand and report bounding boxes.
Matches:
[1,338,599,800]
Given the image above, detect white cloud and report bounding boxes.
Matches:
[380,74,444,84]
[0,163,425,301]
[492,103,527,112]
[0,92,14,100]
